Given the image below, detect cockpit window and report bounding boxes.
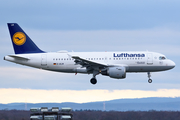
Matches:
[159,56,166,60]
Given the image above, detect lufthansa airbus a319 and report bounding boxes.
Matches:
[4,23,176,84]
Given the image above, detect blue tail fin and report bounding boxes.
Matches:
[7,23,45,54]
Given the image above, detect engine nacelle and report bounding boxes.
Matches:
[101,67,126,79]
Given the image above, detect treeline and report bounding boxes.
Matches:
[0,110,29,120]
[0,110,180,120]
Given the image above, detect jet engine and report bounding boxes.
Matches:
[101,67,126,79]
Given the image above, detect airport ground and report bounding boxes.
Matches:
[0,110,180,120]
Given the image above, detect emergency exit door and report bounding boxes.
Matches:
[147,53,153,65]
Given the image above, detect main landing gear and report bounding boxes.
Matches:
[147,72,152,83]
[90,70,99,85]
[90,78,97,84]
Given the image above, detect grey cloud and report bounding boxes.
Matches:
[0,67,179,90]
[0,0,180,30]
[23,28,180,56]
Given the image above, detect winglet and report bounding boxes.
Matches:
[7,23,45,54]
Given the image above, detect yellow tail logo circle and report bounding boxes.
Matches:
[13,32,26,45]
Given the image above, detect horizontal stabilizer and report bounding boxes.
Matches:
[8,55,30,60]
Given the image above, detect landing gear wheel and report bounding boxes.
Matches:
[148,79,152,83]
[90,78,97,85]
[147,72,152,83]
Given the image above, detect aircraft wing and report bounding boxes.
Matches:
[72,56,108,72]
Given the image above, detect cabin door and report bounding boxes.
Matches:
[41,54,47,66]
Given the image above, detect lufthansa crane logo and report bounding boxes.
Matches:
[13,32,26,45]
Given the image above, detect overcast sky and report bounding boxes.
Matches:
[0,0,180,104]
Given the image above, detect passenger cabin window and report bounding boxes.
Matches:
[159,56,166,60]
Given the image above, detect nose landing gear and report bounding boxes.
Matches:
[148,79,152,83]
[147,72,152,83]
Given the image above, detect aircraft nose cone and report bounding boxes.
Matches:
[170,60,175,68]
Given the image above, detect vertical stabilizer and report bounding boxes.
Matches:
[7,23,45,54]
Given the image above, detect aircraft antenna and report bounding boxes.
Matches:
[25,99,27,110]
[103,101,106,111]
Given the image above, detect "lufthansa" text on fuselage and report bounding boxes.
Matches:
[113,53,145,57]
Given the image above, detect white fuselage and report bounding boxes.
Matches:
[4,51,175,74]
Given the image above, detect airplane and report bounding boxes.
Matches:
[4,23,176,85]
